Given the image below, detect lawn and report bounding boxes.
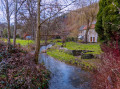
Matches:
[47,49,75,62]
[56,42,102,54]
[11,39,34,46]
[0,38,35,46]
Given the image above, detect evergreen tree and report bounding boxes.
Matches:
[95,0,120,42]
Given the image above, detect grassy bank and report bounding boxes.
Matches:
[47,42,102,71]
[56,42,102,54]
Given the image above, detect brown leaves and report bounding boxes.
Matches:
[0,43,50,89]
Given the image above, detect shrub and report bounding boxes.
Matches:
[92,35,120,89]
[78,40,83,43]
[66,37,77,42]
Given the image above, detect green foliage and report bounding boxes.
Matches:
[96,0,120,42]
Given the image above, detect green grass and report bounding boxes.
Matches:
[47,49,75,62]
[11,39,34,46]
[47,47,99,71]
[56,42,102,54]
[0,38,62,46]
[0,38,34,46]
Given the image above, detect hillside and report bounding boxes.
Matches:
[61,3,99,38]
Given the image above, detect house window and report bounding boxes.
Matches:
[93,37,95,42]
[90,37,95,42]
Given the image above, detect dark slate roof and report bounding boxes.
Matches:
[79,25,85,31]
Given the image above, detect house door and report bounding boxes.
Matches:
[90,37,92,42]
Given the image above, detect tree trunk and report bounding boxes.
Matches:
[6,0,11,50]
[85,29,89,43]
[85,20,90,44]
[34,0,41,64]
[13,0,17,47]
[45,31,48,45]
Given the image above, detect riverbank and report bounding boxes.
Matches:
[0,41,50,88]
[47,42,102,71]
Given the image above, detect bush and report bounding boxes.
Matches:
[92,36,120,89]
[16,34,20,38]
[78,40,83,43]
[66,37,77,42]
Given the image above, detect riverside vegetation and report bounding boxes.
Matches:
[47,41,102,71]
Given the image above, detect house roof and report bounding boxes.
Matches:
[83,24,95,30]
[79,25,85,31]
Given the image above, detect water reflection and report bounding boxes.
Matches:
[39,45,91,89]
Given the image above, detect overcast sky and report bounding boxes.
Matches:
[0,0,76,23]
[0,0,99,23]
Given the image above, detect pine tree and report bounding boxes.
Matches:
[95,0,120,42]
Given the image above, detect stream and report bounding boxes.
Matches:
[39,44,91,89]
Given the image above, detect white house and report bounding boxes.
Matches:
[78,24,98,42]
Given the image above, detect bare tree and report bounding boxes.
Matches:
[34,0,76,63]
[4,0,12,49]
[13,0,27,47]
[13,0,17,47]
[17,0,37,40]
[34,0,41,64]
[84,3,98,43]
[75,0,98,43]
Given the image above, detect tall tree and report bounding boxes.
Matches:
[5,0,11,49]
[1,0,14,49]
[13,0,27,47]
[84,3,98,43]
[17,0,37,40]
[95,0,120,42]
[13,0,17,47]
[34,0,41,64]
[75,0,98,43]
[95,0,107,42]
[34,0,76,63]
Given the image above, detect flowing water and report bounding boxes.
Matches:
[39,44,91,89]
